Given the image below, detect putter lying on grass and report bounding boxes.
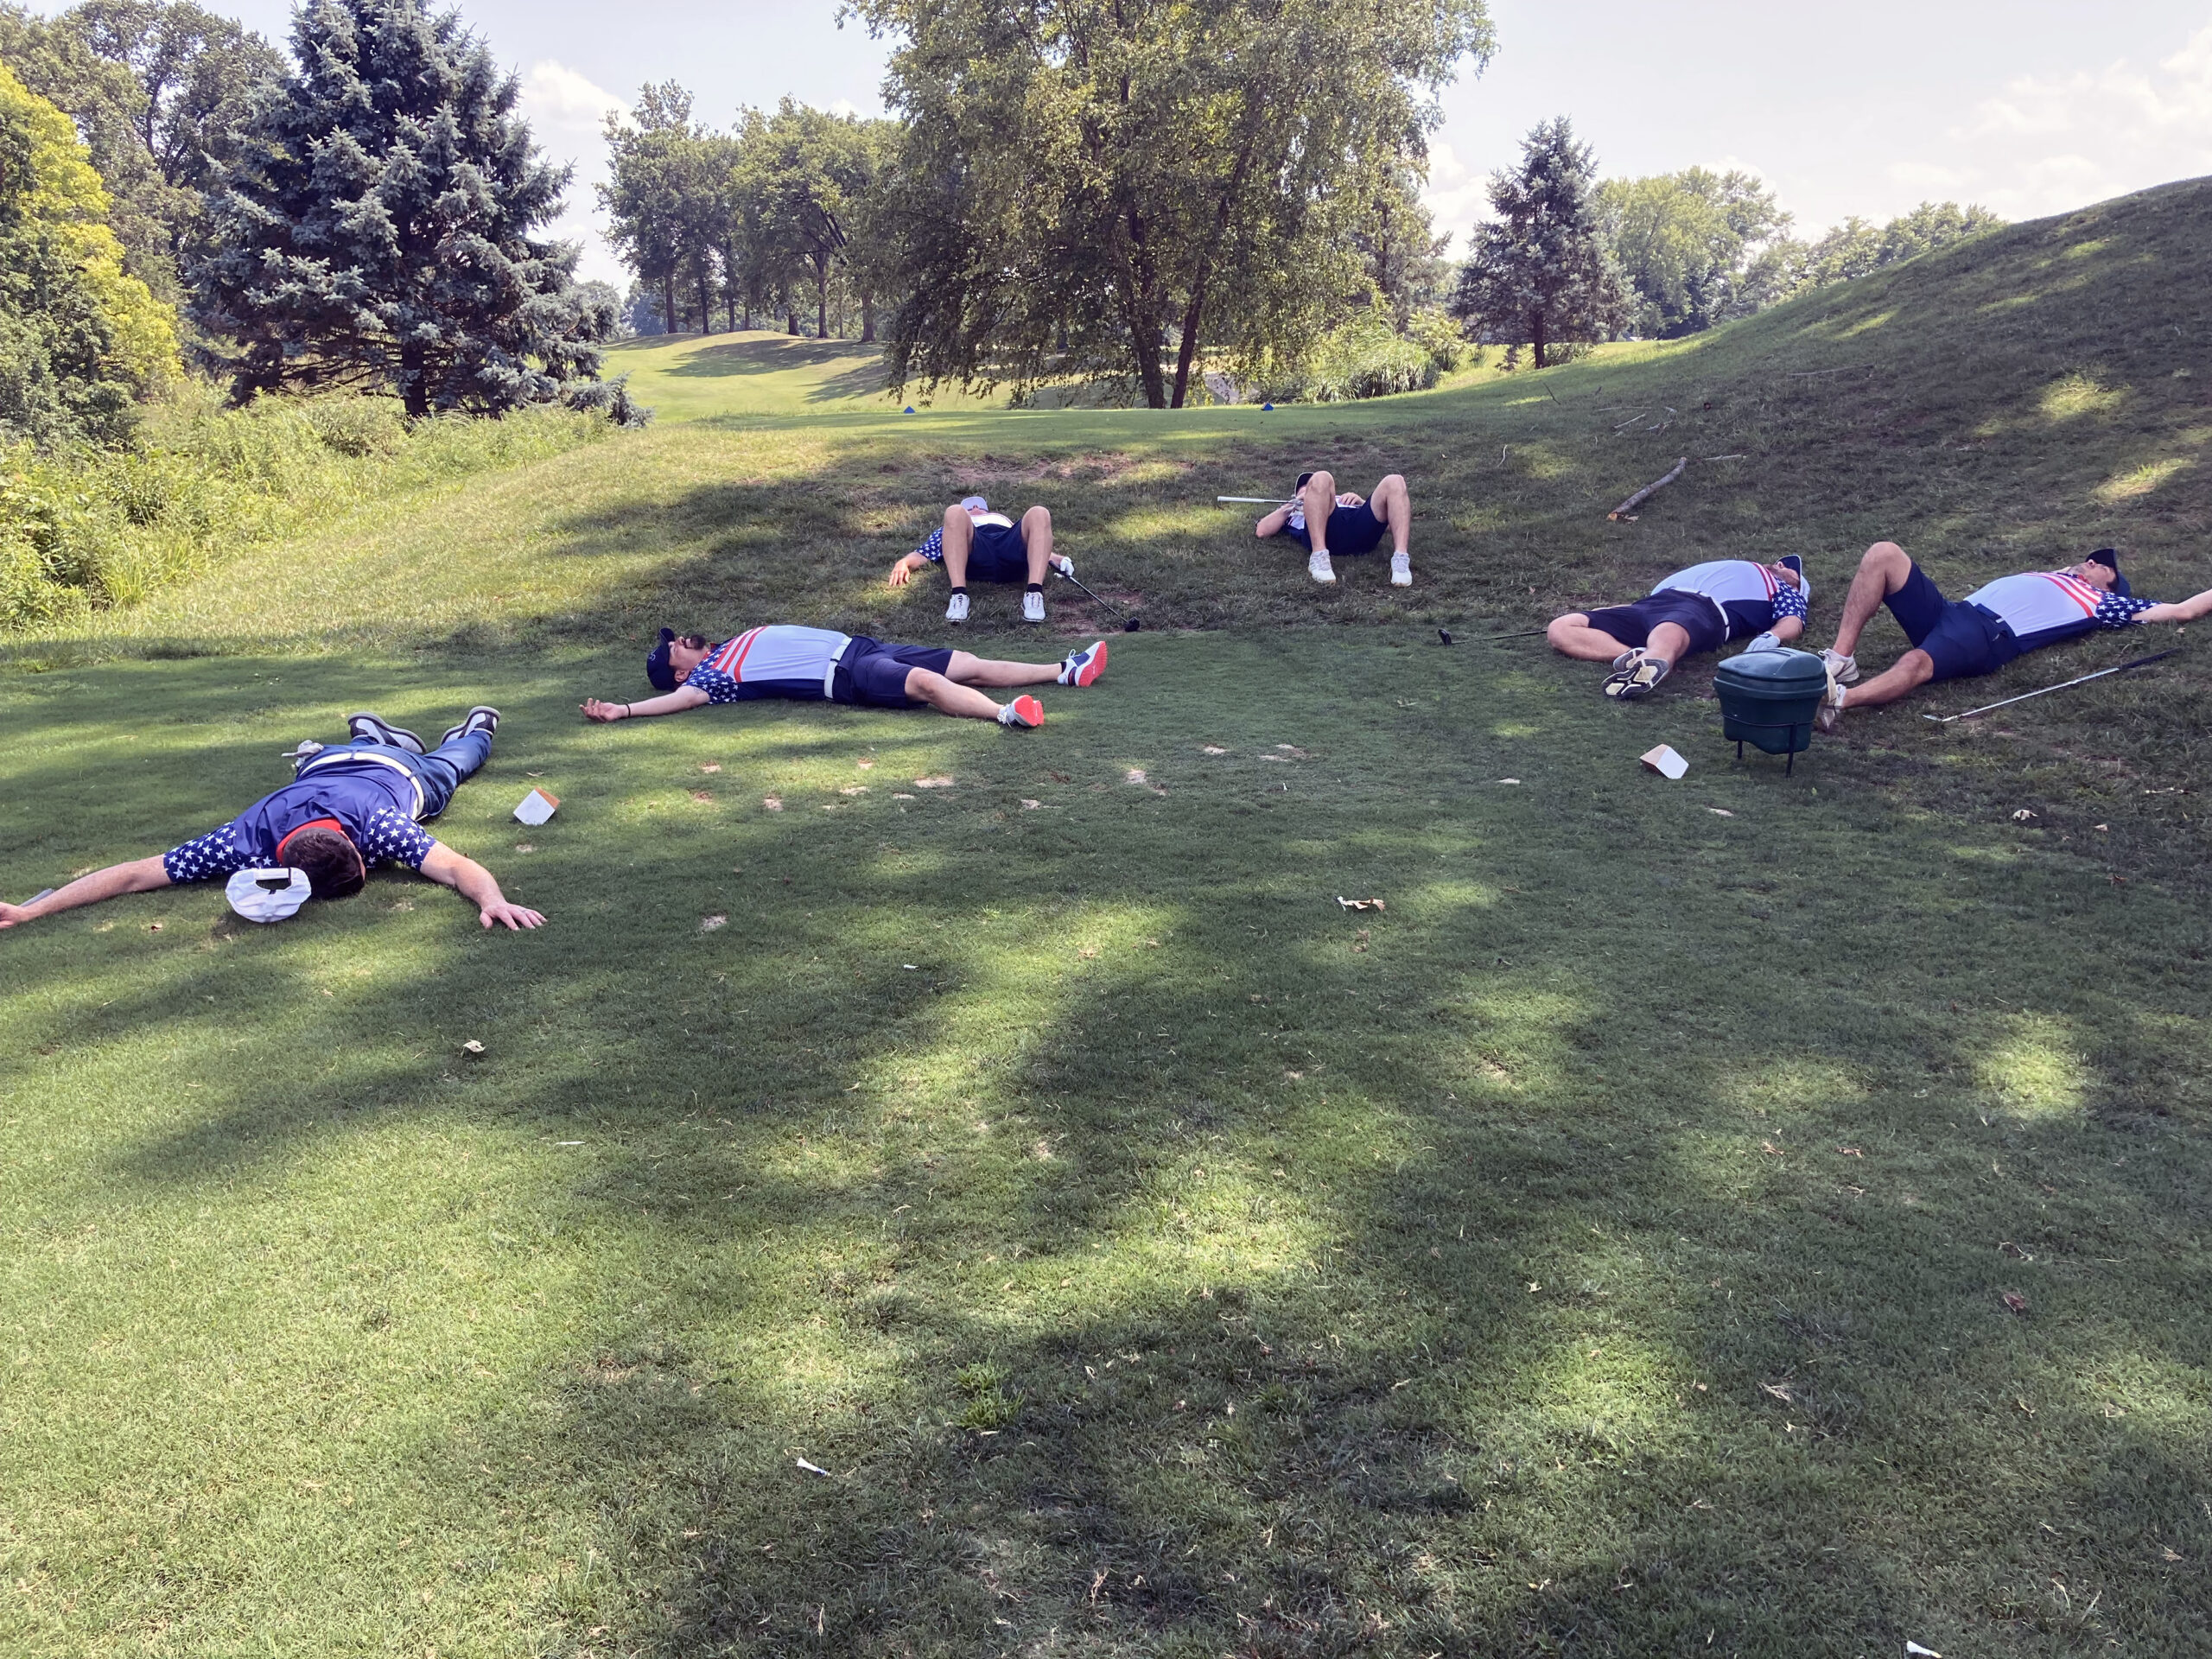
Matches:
[1921,649,2180,722]
[1053,566,1143,631]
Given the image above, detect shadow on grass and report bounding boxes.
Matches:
[3,641,2209,1654]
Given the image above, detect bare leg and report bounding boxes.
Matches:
[904,670,1007,720]
[944,651,1058,688]
[1301,468,1336,555]
[1830,541,1912,658]
[938,504,973,587]
[1643,621,1693,665]
[1547,614,1636,662]
[1021,505,1054,581]
[1838,649,1935,709]
[1370,474,1410,554]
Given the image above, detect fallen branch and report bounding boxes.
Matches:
[1608,457,1688,521]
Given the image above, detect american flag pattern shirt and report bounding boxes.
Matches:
[1965,571,2156,651]
[161,762,439,885]
[683,626,854,702]
[1654,560,1810,637]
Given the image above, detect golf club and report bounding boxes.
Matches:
[1484,626,1551,640]
[1054,566,1143,632]
[1921,649,2179,722]
[1216,496,1295,505]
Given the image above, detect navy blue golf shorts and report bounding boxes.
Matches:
[1289,502,1388,556]
[836,638,958,708]
[1884,562,2019,682]
[1580,591,1727,658]
[963,523,1030,582]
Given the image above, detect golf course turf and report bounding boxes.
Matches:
[2,181,2209,1656]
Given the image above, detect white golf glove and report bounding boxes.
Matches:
[1745,631,1783,654]
[1052,556,1074,580]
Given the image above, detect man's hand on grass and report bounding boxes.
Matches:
[887,558,915,588]
[0,902,32,929]
[477,899,546,931]
[580,698,629,722]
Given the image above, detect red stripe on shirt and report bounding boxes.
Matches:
[2034,573,2099,616]
[705,628,760,679]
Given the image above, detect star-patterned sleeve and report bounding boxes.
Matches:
[912,526,945,564]
[685,660,745,702]
[357,805,437,869]
[1773,583,1810,622]
[2095,591,2157,627]
[162,824,249,884]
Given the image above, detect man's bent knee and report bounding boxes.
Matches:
[1547,614,1590,649]
[1863,540,1906,566]
[1023,505,1051,529]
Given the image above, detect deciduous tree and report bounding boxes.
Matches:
[1597,167,1789,338]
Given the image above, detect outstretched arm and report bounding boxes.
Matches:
[887,550,930,588]
[2134,586,2212,626]
[581,686,710,722]
[417,843,545,931]
[0,855,172,929]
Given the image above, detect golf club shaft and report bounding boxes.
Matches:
[1216,496,1295,505]
[1922,649,2180,722]
[1058,569,1129,620]
[1484,627,1550,639]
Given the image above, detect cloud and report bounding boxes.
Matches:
[1917,22,2212,220]
[516,60,627,289]
[1419,141,1491,254]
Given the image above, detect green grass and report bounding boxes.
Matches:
[3,181,2212,1656]
[601,330,1004,422]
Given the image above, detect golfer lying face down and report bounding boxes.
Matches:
[1547,556,1810,699]
[580,625,1109,730]
[885,495,1071,624]
[0,708,544,932]
[1813,542,2212,728]
[1254,468,1414,588]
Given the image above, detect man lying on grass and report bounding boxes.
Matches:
[1813,542,2212,728]
[1255,468,1414,587]
[1547,556,1810,698]
[0,708,545,931]
[886,495,1071,623]
[581,626,1109,730]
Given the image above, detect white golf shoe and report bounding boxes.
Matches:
[1390,551,1412,587]
[1022,589,1046,622]
[1308,550,1336,584]
[945,591,970,622]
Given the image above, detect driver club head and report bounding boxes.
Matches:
[1123,617,1142,632]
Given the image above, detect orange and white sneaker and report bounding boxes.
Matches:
[997,695,1045,728]
[1058,640,1109,686]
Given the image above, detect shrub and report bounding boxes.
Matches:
[0,386,615,629]
[1251,314,1442,405]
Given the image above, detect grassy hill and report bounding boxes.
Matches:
[2,181,2209,1656]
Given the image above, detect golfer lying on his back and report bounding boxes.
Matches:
[1547,556,1810,698]
[1813,542,2212,728]
[0,708,543,931]
[886,495,1071,623]
[1255,468,1414,587]
[581,625,1109,729]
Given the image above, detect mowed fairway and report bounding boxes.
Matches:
[3,183,2211,1656]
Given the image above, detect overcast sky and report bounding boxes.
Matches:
[37,0,2212,286]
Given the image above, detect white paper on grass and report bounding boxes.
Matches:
[513,786,560,825]
[1640,744,1689,780]
[226,867,312,923]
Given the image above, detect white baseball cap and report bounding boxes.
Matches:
[226,867,313,923]
[959,494,988,513]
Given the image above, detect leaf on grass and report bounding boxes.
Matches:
[700,763,721,773]
[893,793,916,801]
[691,790,715,803]
[1760,1141,1783,1156]
[1905,1643,1942,1658]
[1202,746,1228,755]
[1498,778,1521,785]
[1998,1240,2031,1259]
[1708,807,1735,817]
[1275,744,1308,757]
[857,759,875,769]
[461,1039,486,1056]
[914,775,954,788]
[2000,1290,2029,1314]
[1020,799,1041,810]
[147,922,162,931]
[701,915,728,931]
[1837,1146,1864,1156]
[1336,896,1385,911]
[513,843,535,854]
[763,797,783,811]
[840,785,869,796]
[2012,808,2037,822]
[1125,768,1147,784]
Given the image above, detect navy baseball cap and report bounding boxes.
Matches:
[646,626,677,692]
[2088,548,2129,598]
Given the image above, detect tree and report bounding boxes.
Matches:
[1596,167,1789,338]
[0,3,176,291]
[1794,200,2003,290]
[741,98,885,341]
[193,0,610,417]
[1450,117,1624,368]
[851,0,1492,407]
[0,60,179,445]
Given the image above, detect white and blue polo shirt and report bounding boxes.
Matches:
[910,512,1014,564]
[684,626,854,703]
[1966,571,2156,651]
[1655,560,1810,637]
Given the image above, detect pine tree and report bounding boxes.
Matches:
[191,0,611,416]
[1450,117,1624,368]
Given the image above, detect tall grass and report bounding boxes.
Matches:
[0,382,616,629]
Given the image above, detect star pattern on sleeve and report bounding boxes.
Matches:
[1773,585,1810,622]
[162,824,249,885]
[2094,591,2156,627]
[358,806,437,869]
[685,663,742,702]
[913,526,945,564]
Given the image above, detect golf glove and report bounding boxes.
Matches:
[1745,631,1783,654]
[1052,556,1074,580]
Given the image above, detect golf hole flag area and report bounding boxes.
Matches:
[4,183,2212,1656]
